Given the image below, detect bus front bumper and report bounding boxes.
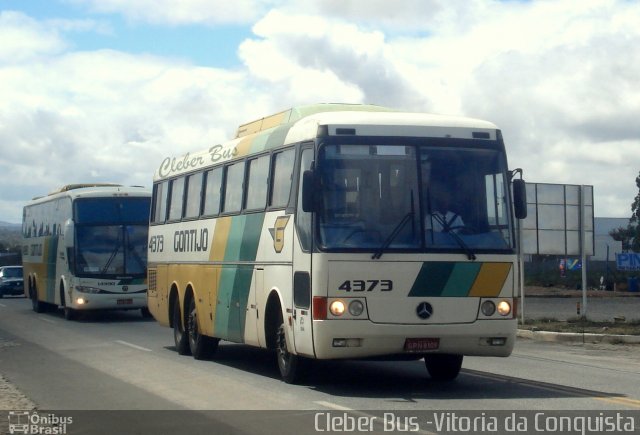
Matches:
[310,319,516,359]
[68,292,147,310]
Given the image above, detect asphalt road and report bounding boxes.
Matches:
[1,296,639,434]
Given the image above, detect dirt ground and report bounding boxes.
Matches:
[525,285,640,298]
[522,286,640,335]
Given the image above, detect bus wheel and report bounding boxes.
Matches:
[172,299,191,356]
[187,298,219,360]
[30,287,45,313]
[60,288,76,321]
[64,306,77,321]
[425,354,463,381]
[275,314,302,384]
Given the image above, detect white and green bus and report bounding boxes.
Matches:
[147,104,527,383]
[22,184,152,320]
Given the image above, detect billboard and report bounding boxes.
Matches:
[616,253,640,271]
[520,183,594,256]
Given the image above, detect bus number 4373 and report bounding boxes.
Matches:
[338,280,393,292]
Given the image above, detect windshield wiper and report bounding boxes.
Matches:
[372,192,415,260]
[432,214,477,260]
[102,228,123,274]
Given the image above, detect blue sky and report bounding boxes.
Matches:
[1,0,251,67]
[1,0,639,224]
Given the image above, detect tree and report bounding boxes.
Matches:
[612,171,640,252]
[610,226,634,251]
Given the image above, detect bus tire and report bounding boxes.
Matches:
[275,313,303,384]
[60,286,76,321]
[173,299,191,356]
[30,286,45,313]
[187,297,219,360]
[141,307,153,319]
[425,354,463,381]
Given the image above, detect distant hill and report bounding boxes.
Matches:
[0,221,20,229]
[0,223,22,251]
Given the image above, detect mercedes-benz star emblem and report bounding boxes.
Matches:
[416,302,433,320]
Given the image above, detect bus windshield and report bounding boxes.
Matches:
[316,141,514,253]
[74,198,150,277]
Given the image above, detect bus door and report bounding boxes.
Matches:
[291,146,315,357]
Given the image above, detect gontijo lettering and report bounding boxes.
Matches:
[174,228,208,252]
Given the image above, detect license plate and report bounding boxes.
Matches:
[404,337,440,352]
[117,299,133,305]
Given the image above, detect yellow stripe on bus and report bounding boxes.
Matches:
[468,263,511,297]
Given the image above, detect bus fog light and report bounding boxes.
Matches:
[76,297,87,305]
[330,300,346,316]
[497,301,511,316]
[348,300,364,316]
[481,300,496,316]
[332,338,362,348]
[488,337,507,346]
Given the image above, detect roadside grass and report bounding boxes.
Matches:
[519,317,640,335]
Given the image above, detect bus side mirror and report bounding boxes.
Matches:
[512,179,527,220]
[301,170,316,213]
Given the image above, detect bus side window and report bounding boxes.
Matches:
[222,161,245,214]
[152,181,169,223]
[296,148,314,251]
[184,172,204,219]
[270,149,295,208]
[168,177,185,221]
[203,167,222,216]
[245,155,270,210]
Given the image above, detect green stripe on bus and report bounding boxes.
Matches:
[409,262,455,297]
[215,213,266,342]
[441,263,482,297]
[264,125,292,151]
[233,213,265,341]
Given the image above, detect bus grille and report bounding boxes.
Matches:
[148,269,157,293]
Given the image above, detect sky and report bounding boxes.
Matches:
[0,0,639,224]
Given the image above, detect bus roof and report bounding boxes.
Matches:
[235,104,392,138]
[26,184,151,206]
[154,104,500,181]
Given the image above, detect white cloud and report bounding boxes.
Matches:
[239,10,428,110]
[66,0,279,25]
[0,11,67,63]
[0,48,258,221]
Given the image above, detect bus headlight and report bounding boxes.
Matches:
[348,300,364,316]
[497,300,512,316]
[481,300,496,316]
[329,300,346,316]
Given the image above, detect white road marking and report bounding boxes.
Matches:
[0,303,7,308]
[314,401,353,411]
[115,340,152,352]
